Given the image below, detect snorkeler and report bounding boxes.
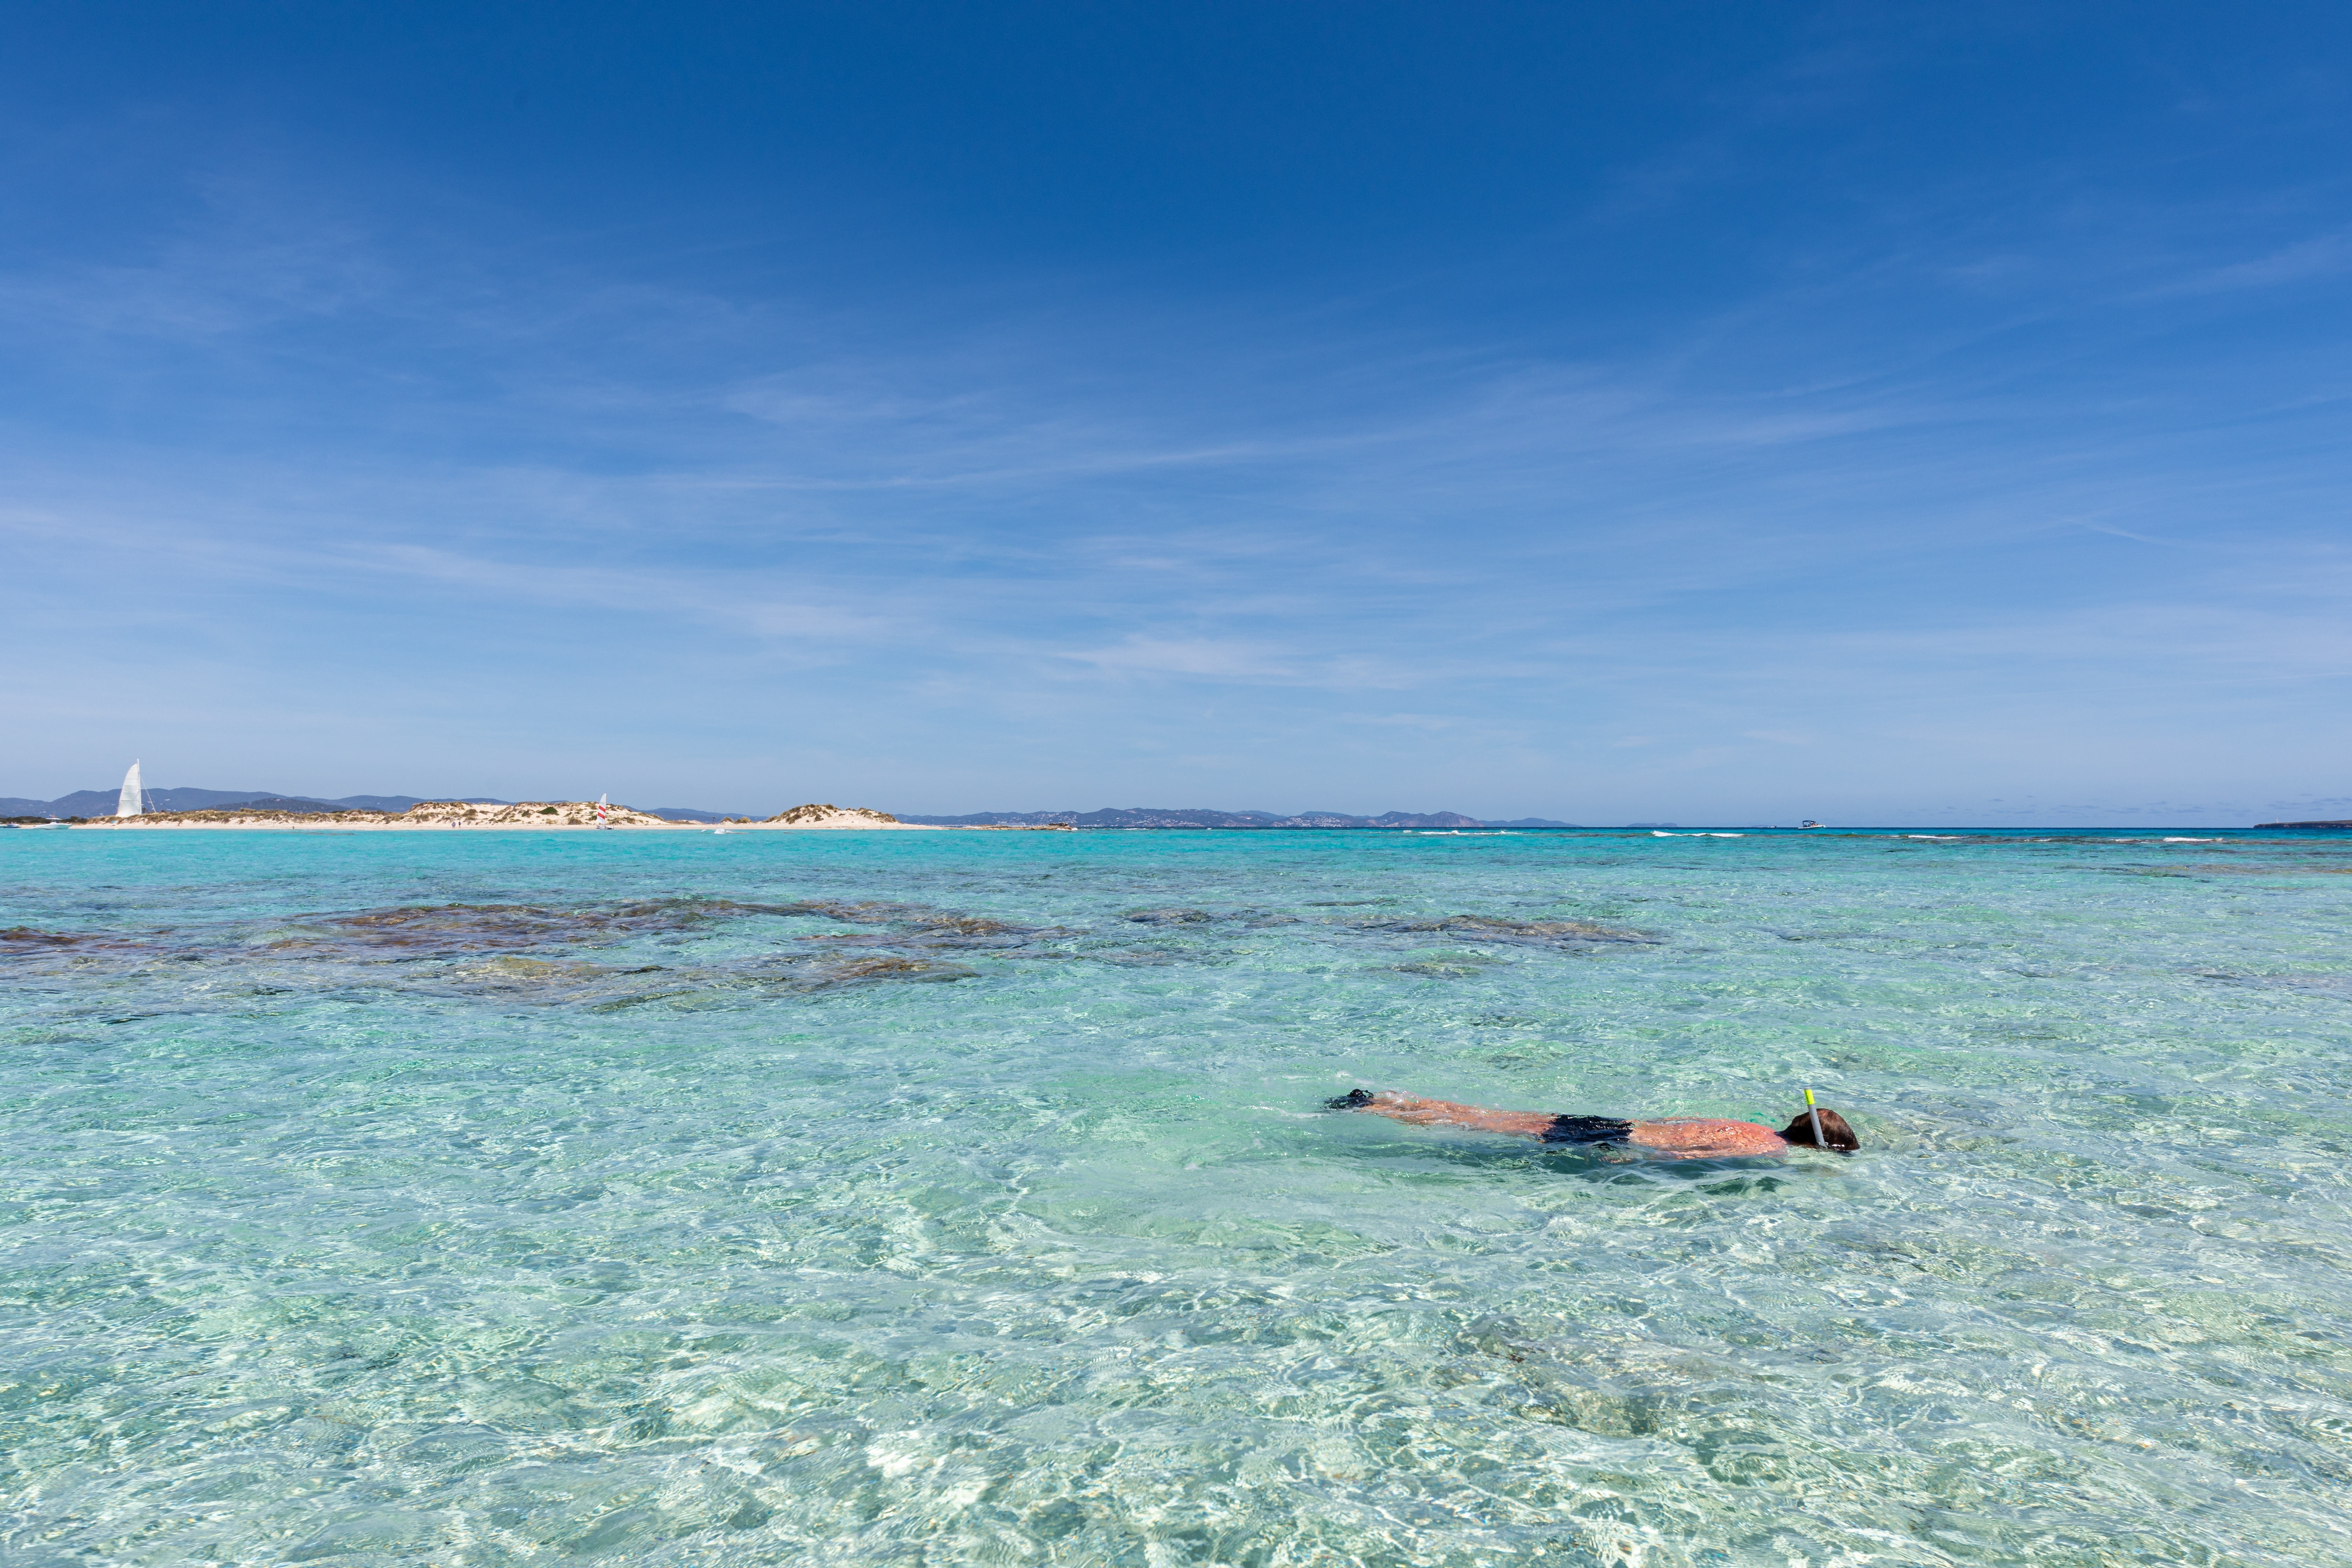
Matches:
[1324,1088,1859,1156]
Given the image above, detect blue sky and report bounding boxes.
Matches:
[4,3,2348,824]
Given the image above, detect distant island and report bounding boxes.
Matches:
[22,799,969,832]
[1,786,1591,830]
[15,798,1094,832]
[2251,819,2352,829]
[52,799,677,830]
[894,808,1585,828]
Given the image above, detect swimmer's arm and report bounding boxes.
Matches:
[1625,1119,1789,1157]
[1350,1091,1559,1139]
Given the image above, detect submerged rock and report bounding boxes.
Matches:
[1348,913,1658,946]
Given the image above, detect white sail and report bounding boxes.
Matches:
[116,761,144,818]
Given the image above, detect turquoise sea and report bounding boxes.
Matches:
[4,826,2350,1567]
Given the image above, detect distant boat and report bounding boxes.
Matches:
[1799,820,1823,829]
[117,761,144,818]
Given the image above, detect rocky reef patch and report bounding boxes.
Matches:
[1340,913,1659,948]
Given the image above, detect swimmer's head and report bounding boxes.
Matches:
[1780,1107,1859,1152]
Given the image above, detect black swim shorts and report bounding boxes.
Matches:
[1539,1115,1631,1145]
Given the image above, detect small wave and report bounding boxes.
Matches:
[2164,837,2220,843]
[1904,834,1962,840]
[1653,831,1741,837]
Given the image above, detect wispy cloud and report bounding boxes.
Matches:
[0,169,392,340]
[5,53,2348,821]
[1053,636,1412,690]
[2145,231,2352,299]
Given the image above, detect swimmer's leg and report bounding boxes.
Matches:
[1324,1089,1561,1139]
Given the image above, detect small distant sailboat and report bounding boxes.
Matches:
[595,792,612,829]
[117,761,145,818]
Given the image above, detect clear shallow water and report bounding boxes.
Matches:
[3,827,2350,1568]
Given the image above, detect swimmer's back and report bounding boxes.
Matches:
[1625,1118,1788,1157]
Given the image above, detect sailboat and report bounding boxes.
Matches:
[594,792,612,829]
[116,761,145,818]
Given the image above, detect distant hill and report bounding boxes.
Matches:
[0,786,288,817]
[2253,819,2352,829]
[0,786,511,818]
[893,806,1514,829]
[324,794,507,813]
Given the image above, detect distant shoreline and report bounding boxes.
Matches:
[16,820,2330,835]
[29,801,991,832]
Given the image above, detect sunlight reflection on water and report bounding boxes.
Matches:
[3,828,2349,1566]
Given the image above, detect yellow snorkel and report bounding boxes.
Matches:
[1804,1087,1826,1149]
